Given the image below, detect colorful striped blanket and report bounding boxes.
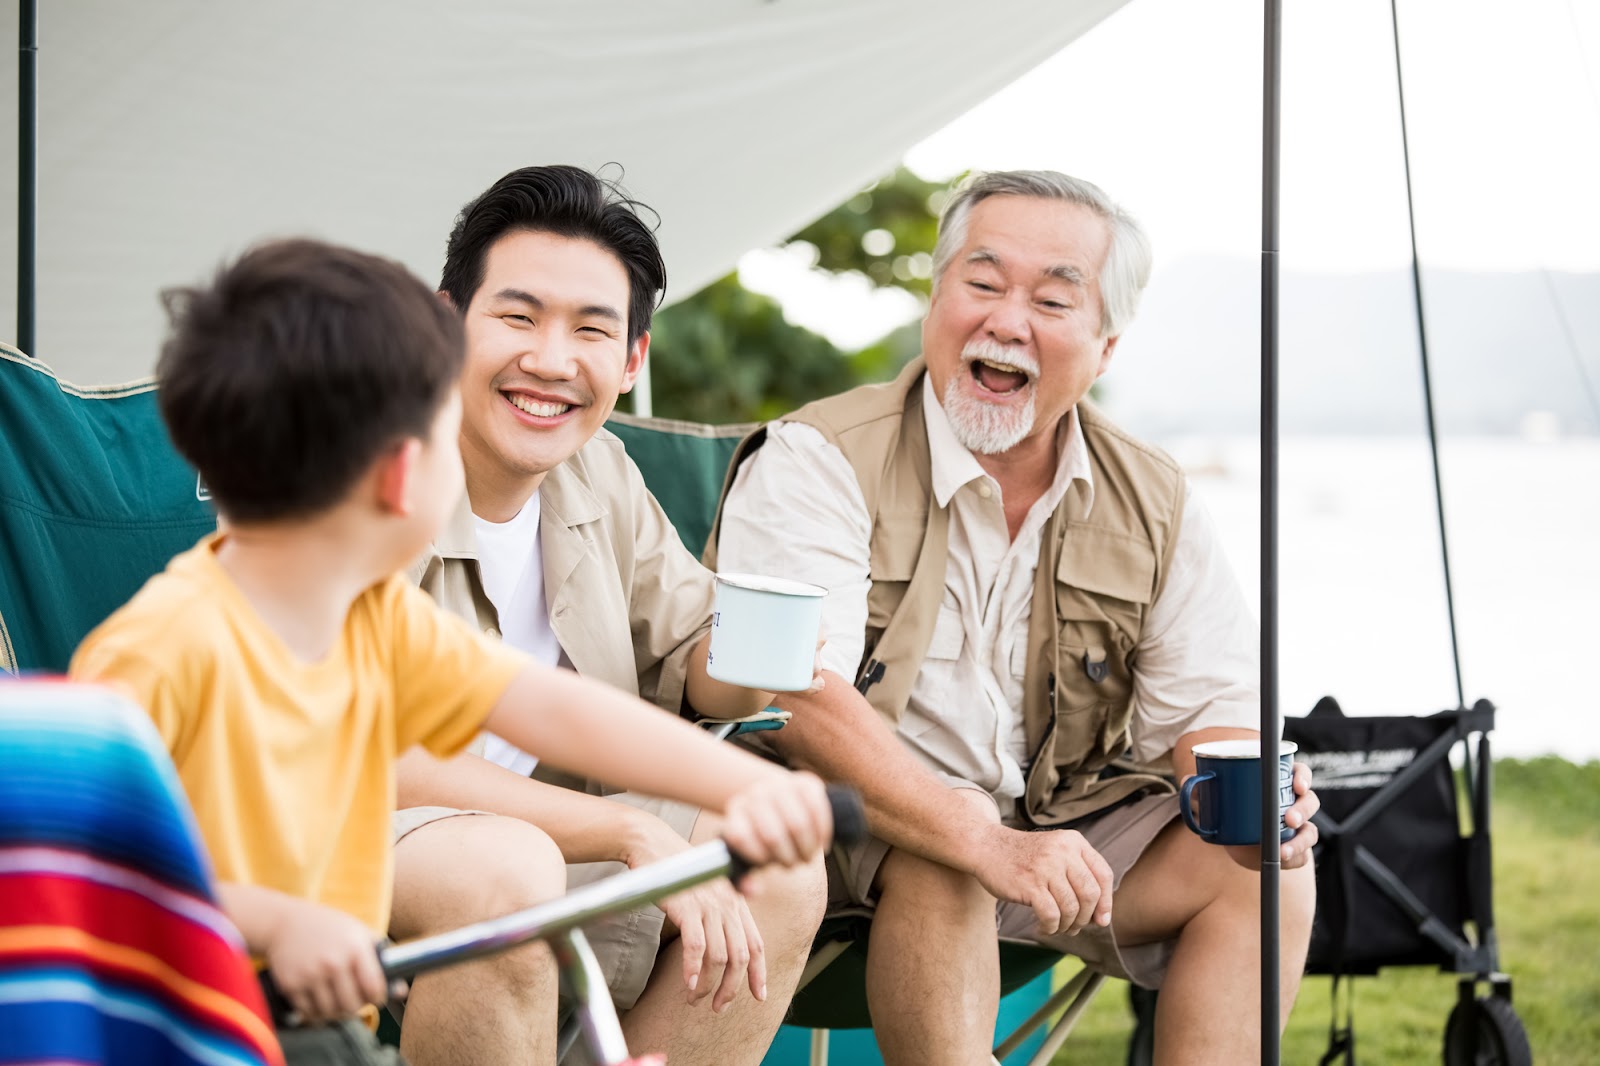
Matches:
[0,679,283,1066]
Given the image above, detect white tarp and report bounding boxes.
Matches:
[0,0,1129,383]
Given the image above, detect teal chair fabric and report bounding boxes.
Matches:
[602,411,753,555]
[0,346,216,674]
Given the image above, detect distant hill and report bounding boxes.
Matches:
[1097,257,1600,438]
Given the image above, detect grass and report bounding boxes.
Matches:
[1047,756,1600,1064]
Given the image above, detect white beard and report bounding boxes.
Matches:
[940,341,1038,455]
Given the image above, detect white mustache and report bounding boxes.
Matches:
[962,339,1038,380]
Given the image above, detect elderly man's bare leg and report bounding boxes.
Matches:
[1112,821,1317,1066]
[620,812,827,1065]
[865,788,1001,1066]
[389,815,565,1066]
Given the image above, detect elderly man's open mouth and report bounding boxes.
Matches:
[969,356,1034,397]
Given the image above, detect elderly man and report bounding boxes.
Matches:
[712,169,1319,1065]
[390,165,826,1065]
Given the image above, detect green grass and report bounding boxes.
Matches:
[1049,756,1600,1064]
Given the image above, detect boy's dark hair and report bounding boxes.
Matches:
[158,238,464,524]
[439,165,666,347]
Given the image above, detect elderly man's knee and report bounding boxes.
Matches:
[1282,856,1317,938]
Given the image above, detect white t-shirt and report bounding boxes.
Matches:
[472,492,568,777]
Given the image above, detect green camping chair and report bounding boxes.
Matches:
[0,345,217,674]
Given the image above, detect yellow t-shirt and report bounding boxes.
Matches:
[70,534,527,934]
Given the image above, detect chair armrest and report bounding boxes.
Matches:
[696,709,791,741]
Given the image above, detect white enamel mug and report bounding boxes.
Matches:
[706,573,827,692]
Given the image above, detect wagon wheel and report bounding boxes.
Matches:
[1442,993,1532,1066]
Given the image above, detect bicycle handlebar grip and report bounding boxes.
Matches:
[256,968,298,1028]
[827,783,868,846]
[726,783,867,883]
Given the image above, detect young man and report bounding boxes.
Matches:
[712,170,1321,1065]
[69,238,833,1065]
[388,166,826,1065]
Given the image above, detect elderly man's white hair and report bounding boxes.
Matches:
[930,170,1153,340]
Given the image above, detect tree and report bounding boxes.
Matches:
[646,167,954,423]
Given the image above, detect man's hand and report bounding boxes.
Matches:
[1280,760,1320,868]
[721,769,832,869]
[260,896,388,1025]
[660,879,766,1012]
[973,826,1115,936]
[621,813,767,1012]
[1223,760,1321,871]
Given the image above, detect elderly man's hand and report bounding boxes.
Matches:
[1222,760,1320,871]
[975,826,1115,936]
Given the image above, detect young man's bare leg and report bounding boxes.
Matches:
[1112,821,1317,1066]
[620,813,827,1065]
[390,815,566,1066]
[865,788,1001,1066]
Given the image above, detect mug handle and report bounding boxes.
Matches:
[1179,772,1217,838]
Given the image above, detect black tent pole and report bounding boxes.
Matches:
[1259,0,1283,1062]
[1389,0,1466,712]
[18,0,37,357]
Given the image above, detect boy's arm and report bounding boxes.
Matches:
[482,663,831,865]
[216,882,388,1024]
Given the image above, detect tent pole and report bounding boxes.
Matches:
[1389,0,1465,711]
[1259,0,1283,1062]
[17,0,37,357]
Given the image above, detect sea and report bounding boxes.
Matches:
[1164,434,1600,762]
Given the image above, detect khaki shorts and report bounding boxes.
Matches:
[392,794,700,1011]
[829,787,1181,989]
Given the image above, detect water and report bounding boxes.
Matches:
[1166,435,1600,761]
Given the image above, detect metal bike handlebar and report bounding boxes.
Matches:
[260,783,867,1063]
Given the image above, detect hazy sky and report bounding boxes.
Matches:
[743,0,1600,348]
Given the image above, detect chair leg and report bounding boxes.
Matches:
[1024,972,1105,1066]
[809,1028,829,1066]
[797,939,852,990]
[992,965,1100,1061]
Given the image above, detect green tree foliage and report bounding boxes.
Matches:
[647,167,953,424]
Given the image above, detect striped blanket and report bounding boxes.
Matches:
[0,679,282,1066]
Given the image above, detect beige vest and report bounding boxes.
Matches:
[709,359,1187,825]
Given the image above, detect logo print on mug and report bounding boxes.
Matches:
[1179,739,1298,846]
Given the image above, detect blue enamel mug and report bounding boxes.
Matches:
[705,573,827,692]
[1179,739,1298,846]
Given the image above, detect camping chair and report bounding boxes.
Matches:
[0,345,217,675]
[0,677,283,1066]
[605,411,1108,1066]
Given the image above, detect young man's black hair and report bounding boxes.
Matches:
[158,238,464,524]
[438,164,667,347]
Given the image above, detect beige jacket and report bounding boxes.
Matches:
[412,428,716,793]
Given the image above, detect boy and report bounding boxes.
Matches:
[69,238,832,1063]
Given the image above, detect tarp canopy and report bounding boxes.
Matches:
[0,0,1129,384]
